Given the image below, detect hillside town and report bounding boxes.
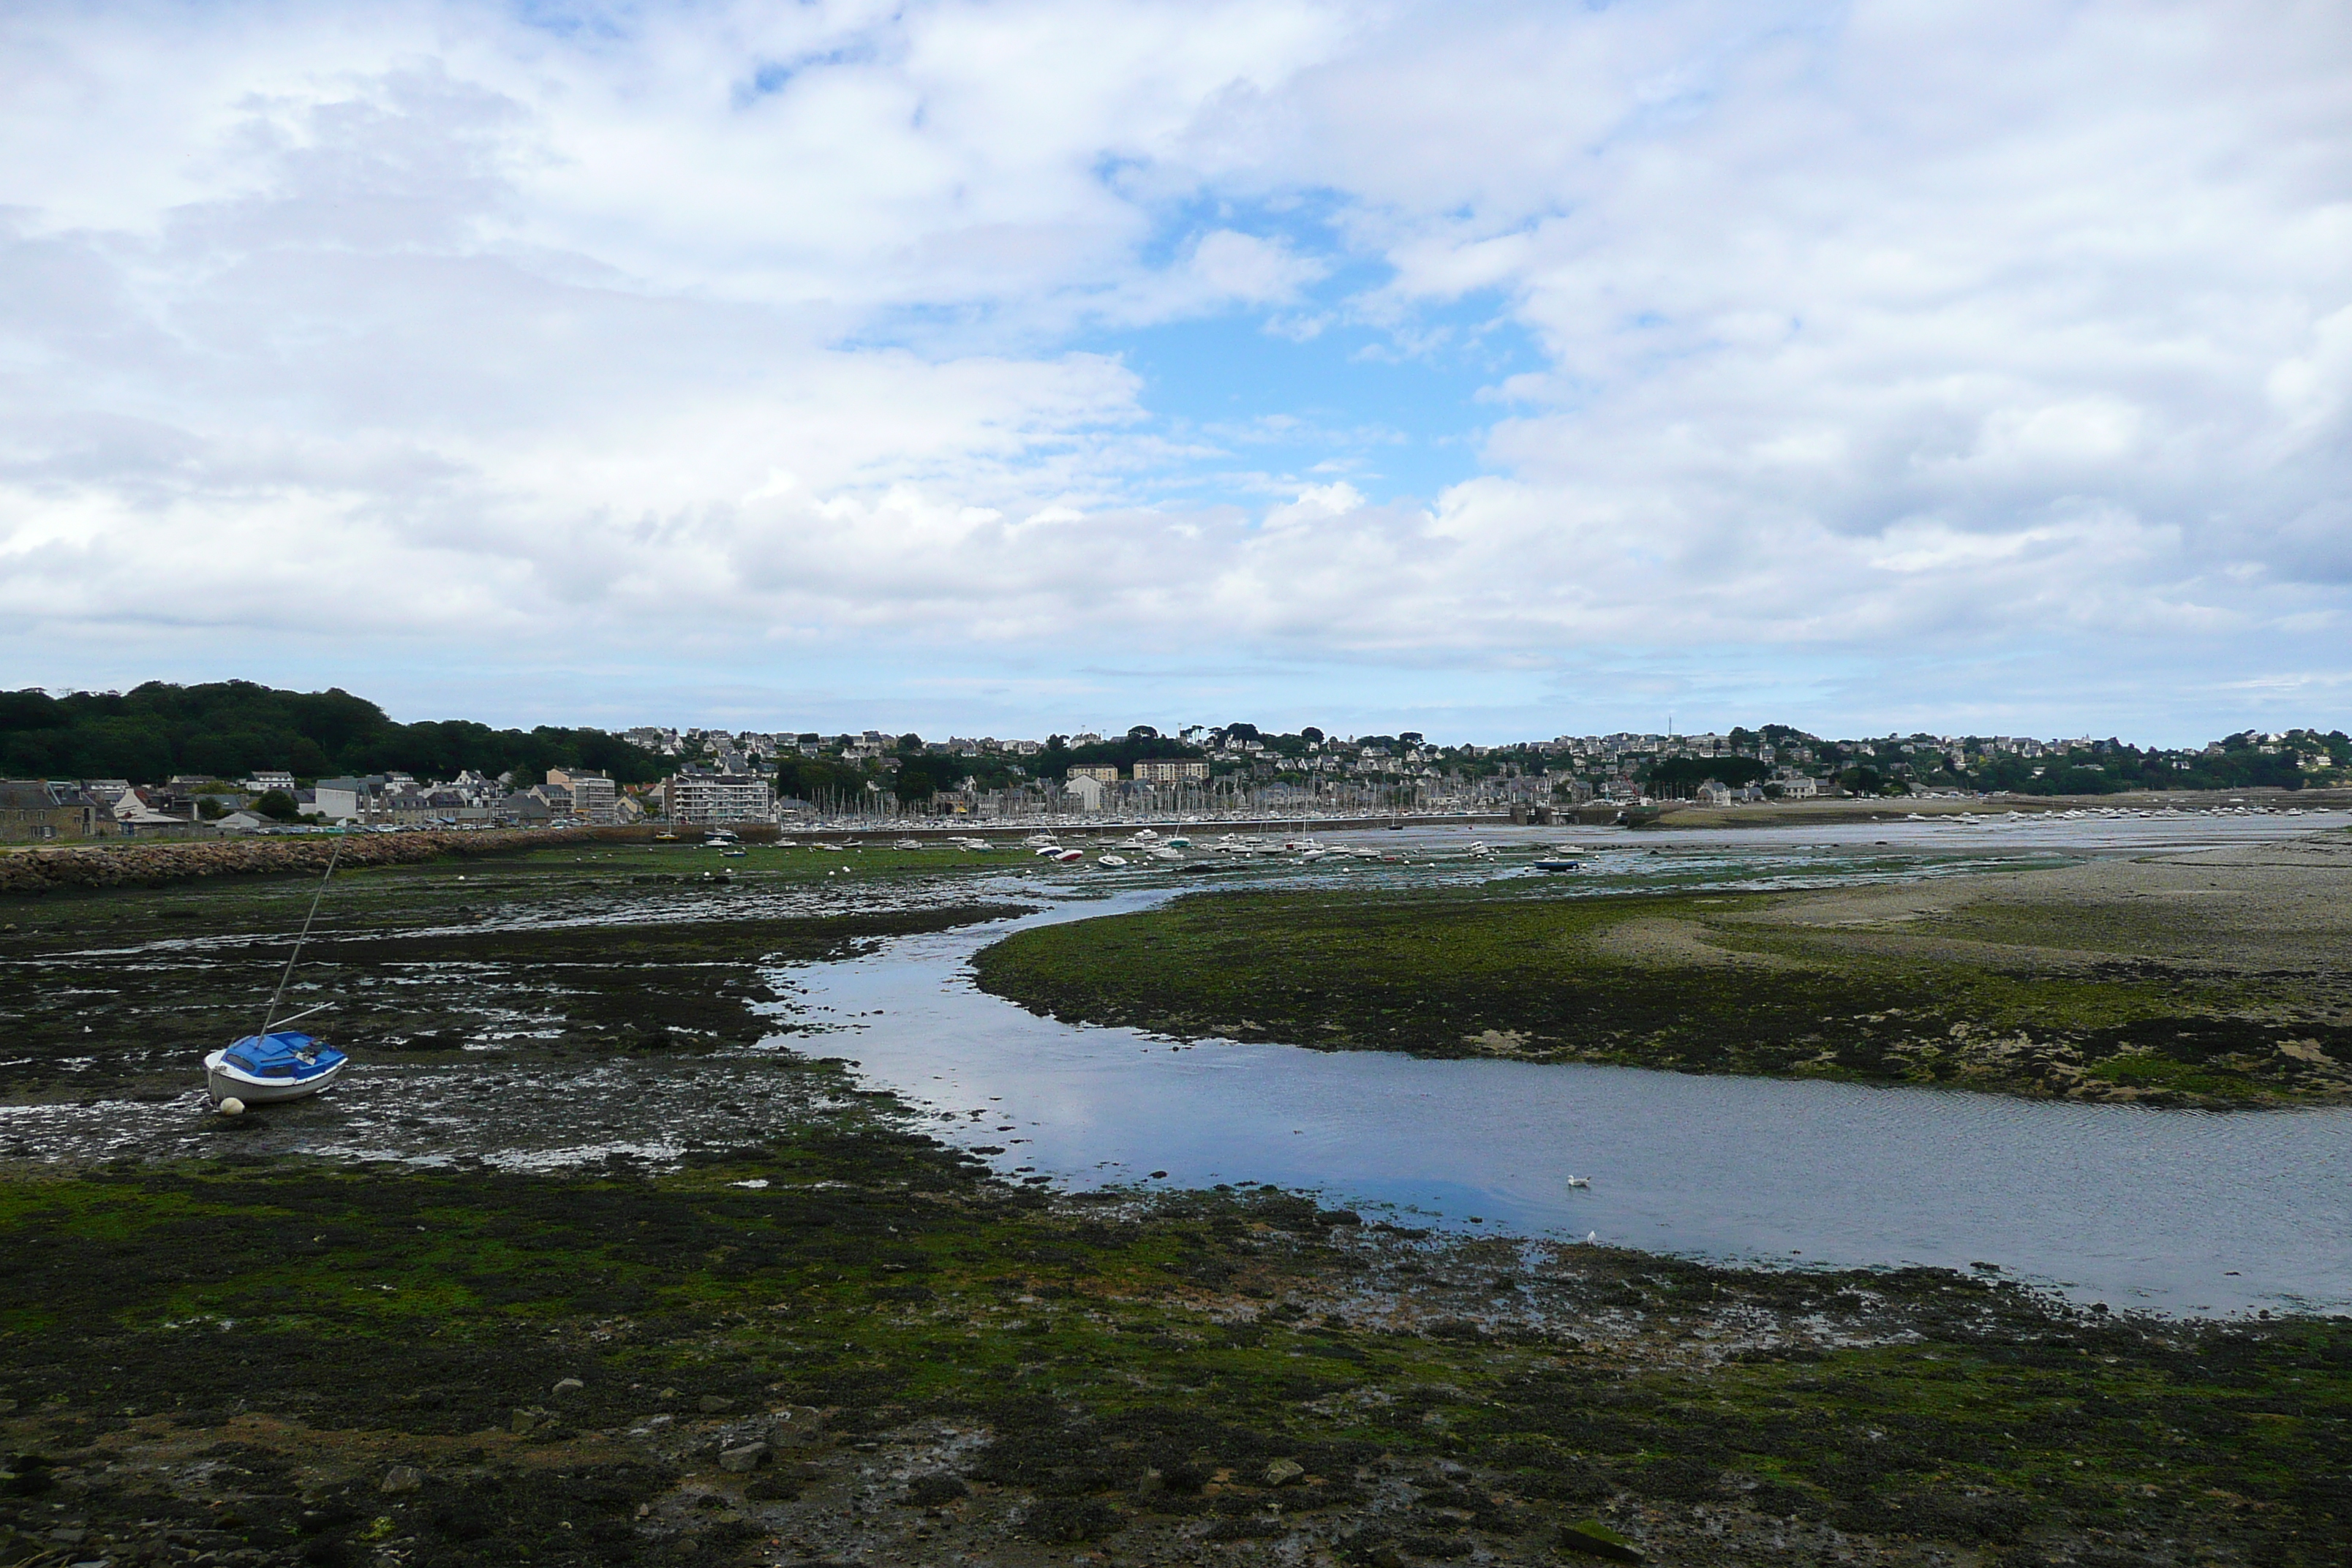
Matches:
[5,704,2348,840]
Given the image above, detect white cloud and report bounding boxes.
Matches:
[0,0,2348,739]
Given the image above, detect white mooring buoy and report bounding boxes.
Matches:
[218,1098,246,1117]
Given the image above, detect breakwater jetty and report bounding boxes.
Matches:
[0,827,592,893]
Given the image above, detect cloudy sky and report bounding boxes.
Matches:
[2,1,2348,743]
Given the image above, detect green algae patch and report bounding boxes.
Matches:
[8,1150,2349,1565]
[971,882,2352,1105]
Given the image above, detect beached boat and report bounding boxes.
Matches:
[206,1022,348,1105]
[206,838,348,1109]
[1052,848,1085,864]
[1534,858,1582,871]
[1097,853,1129,867]
[894,838,923,851]
[704,829,740,848]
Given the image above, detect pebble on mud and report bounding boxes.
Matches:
[380,1466,423,1495]
[719,1441,769,1473]
[1264,1458,1305,1487]
[697,1395,735,1413]
[552,1377,585,1396]
[511,1407,547,1434]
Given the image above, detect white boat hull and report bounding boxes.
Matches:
[204,1050,347,1104]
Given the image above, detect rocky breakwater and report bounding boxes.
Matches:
[0,827,595,893]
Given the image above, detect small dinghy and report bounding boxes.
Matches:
[206,1022,348,1105]
[205,837,348,1109]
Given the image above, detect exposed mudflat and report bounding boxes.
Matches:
[2,828,2348,1567]
[7,1158,2348,1568]
[973,826,2352,1107]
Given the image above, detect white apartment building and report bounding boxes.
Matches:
[1134,762,1206,783]
[664,770,774,824]
[546,769,619,826]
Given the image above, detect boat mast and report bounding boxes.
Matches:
[257,834,344,1039]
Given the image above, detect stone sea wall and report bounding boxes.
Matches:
[0,828,602,894]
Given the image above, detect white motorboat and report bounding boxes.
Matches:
[1097,853,1129,867]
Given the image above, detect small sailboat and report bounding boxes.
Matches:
[205,838,349,1107]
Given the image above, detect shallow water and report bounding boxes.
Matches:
[813,815,2352,1319]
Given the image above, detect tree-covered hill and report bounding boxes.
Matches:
[0,682,666,786]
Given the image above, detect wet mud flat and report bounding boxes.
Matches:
[4,1147,2349,1568]
[0,844,1039,1164]
[2,847,2347,1567]
[973,834,2352,1107]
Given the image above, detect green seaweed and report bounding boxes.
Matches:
[972,883,2352,1105]
[4,1154,2347,1565]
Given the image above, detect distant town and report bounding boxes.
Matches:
[0,681,2345,841]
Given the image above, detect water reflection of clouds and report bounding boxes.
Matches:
[823,818,2352,1319]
